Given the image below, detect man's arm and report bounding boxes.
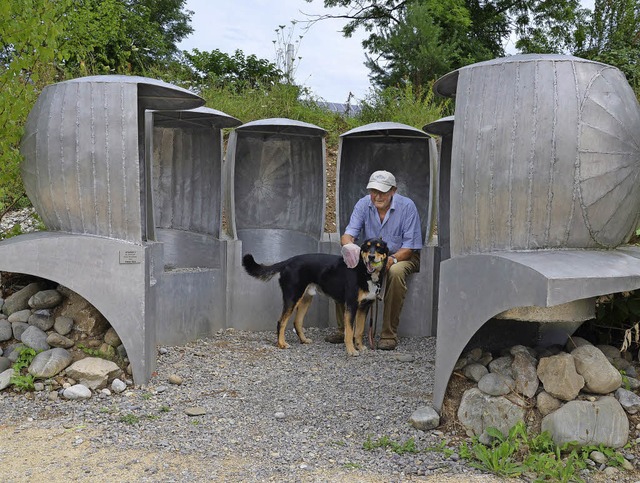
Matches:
[387,247,415,269]
[340,233,355,246]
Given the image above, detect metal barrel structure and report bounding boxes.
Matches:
[3,75,244,384]
[433,54,640,257]
[430,54,640,411]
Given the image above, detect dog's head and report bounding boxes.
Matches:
[360,238,389,273]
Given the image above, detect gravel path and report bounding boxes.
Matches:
[0,327,508,482]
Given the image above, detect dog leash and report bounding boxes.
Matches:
[368,276,385,350]
[368,299,378,349]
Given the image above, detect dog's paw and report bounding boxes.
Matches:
[346,347,360,357]
[277,341,290,349]
[300,337,312,345]
[356,344,367,353]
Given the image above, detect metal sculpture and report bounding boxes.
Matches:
[427,54,640,411]
[1,75,241,384]
[224,118,330,331]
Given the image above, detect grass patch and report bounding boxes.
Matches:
[119,413,140,425]
[10,346,37,391]
[459,421,631,482]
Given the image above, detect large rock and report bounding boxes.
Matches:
[54,316,74,336]
[537,352,585,401]
[2,282,42,316]
[478,372,514,396]
[541,396,628,448]
[11,322,28,340]
[28,312,55,331]
[62,384,92,400]
[28,290,63,309]
[457,387,526,440]
[615,387,640,415]
[511,351,539,398]
[409,406,440,431]
[0,368,13,390]
[488,356,514,378]
[65,357,120,389]
[46,332,74,349]
[7,309,31,323]
[536,391,562,416]
[571,345,622,394]
[463,363,488,382]
[0,320,12,342]
[20,325,50,351]
[57,288,109,336]
[28,348,73,378]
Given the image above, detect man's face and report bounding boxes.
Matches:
[369,187,395,211]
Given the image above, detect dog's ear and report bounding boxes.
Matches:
[375,239,389,255]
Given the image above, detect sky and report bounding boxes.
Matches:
[177,0,597,104]
[177,0,371,103]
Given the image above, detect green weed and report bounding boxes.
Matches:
[10,346,37,391]
[76,343,115,361]
[459,421,630,482]
[363,435,420,455]
[119,413,140,425]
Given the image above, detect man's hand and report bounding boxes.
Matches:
[341,243,361,268]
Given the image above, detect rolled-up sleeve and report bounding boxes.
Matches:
[344,197,368,239]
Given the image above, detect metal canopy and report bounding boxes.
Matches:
[152,107,241,129]
[341,121,429,138]
[236,117,326,136]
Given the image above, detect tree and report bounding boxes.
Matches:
[0,0,72,215]
[575,0,640,92]
[306,0,596,91]
[362,0,505,91]
[513,0,589,54]
[180,48,282,92]
[61,0,194,75]
[0,0,194,218]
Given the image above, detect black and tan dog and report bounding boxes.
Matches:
[242,238,389,356]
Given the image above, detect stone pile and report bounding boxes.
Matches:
[455,338,640,450]
[0,279,131,399]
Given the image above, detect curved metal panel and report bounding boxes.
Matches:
[20,76,206,243]
[237,117,326,136]
[152,124,222,236]
[336,122,433,241]
[152,106,241,129]
[448,55,640,256]
[21,80,142,241]
[231,119,326,245]
[341,121,429,138]
[423,116,454,137]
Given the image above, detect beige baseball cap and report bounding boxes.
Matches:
[366,170,396,192]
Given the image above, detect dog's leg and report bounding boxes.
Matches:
[343,308,359,357]
[354,307,368,352]
[292,286,314,344]
[276,306,295,349]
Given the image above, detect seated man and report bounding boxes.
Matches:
[326,170,422,350]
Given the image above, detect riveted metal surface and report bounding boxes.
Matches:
[20,76,204,243]
[442,54,640,256]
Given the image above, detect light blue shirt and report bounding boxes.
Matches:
[344,193,423,254]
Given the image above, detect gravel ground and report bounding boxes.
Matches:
[0,327,508,482]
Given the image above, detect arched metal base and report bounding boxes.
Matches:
[434,247,640,411]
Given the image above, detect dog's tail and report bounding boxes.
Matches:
[242,254,287,281]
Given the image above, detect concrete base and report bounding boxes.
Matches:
[434,247,640,412]
[0,232,156,384]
